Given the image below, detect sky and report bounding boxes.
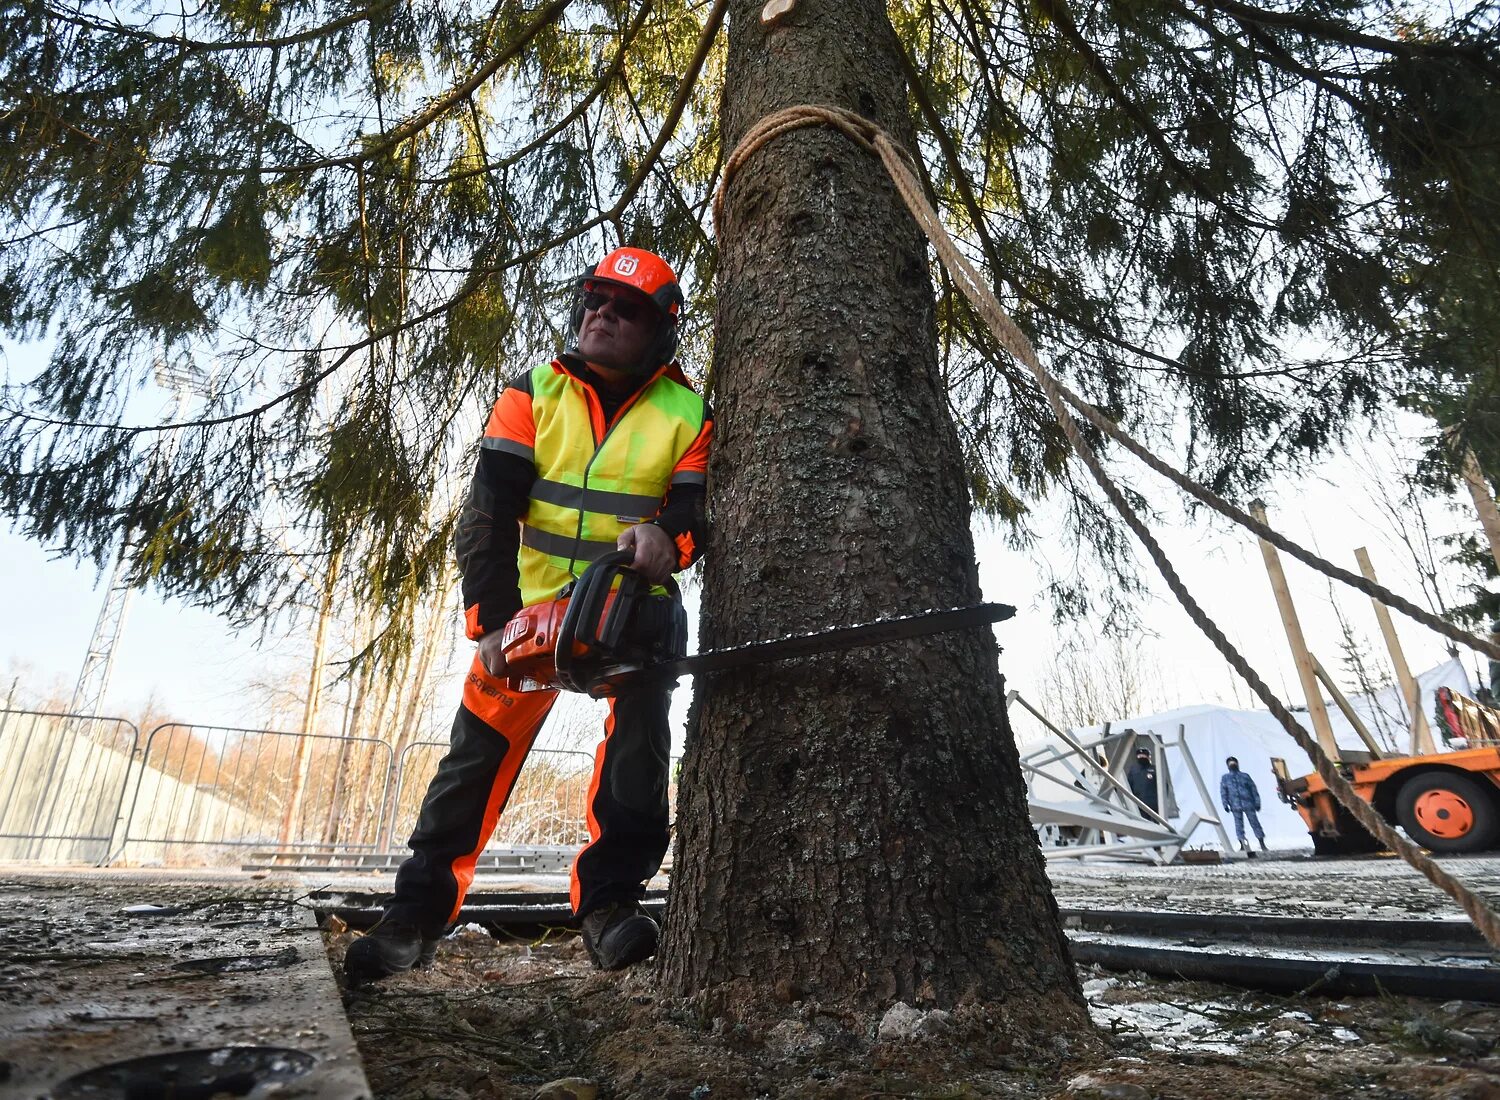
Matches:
[2,406,1484,762]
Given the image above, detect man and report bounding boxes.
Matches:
[344,246,711,984]
[1220,756,1268,856]
[1125,746,1159,816]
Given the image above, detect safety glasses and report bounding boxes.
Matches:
[581,286,652,323]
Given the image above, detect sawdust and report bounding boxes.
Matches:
[325,924,1500,1099]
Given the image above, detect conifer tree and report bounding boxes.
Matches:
[2,0,1497,1017]
[3,0,1494,625]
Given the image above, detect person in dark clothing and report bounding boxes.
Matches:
[344,247,712,984]
[1219,756,1267,856]
[1125,747,1159,815]
[1487,621,1500,702]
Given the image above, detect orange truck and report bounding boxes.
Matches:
[1272,689,1500,855]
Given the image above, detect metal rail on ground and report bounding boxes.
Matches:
[241,844,581,875]
[306,887,1499,1004]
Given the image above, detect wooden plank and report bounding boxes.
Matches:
[1353,547,1436,755]
[1250,500,1341,761]
[0,871,371,1099]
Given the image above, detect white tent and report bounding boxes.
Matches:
[1022,658,1473,852]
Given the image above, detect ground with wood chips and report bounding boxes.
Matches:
[325,921,1500,1100]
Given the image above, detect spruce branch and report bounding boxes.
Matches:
[1195,0,1500,77]
[35,0,401,54]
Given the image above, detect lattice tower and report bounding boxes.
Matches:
[67,366,204,719]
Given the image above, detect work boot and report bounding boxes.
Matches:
[1258,837,1269,853]
[343,917,440,985]
[580,902,658,970]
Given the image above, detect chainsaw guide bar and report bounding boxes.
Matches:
[645,601,1017,683]
[500,549,1016,697]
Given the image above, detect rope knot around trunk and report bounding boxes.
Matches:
[715,105,884,229]
[713,104,1500,953]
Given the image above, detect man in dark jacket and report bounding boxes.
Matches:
[1220,756,1268,856]
[1125,746,1159,816]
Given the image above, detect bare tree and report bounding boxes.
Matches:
[1356,424,1465,628]
[1329,593,1401,754]
[1037,631,1172,732]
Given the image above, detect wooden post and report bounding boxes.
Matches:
[1250,500,1341,762]
[1354,547,1436,755]
[1310,656,1385,758]
[1451,434,1500,576]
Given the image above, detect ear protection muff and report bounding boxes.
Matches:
[565,289,587,356]
[643,281,684,370]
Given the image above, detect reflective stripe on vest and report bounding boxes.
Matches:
[518,362,706,606]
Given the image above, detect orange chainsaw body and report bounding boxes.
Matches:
[498,590,619,692]
[496,550,688,697]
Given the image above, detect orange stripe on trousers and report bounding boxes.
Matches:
[446,651,555,925]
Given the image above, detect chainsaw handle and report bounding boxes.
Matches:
[555,550,635,692]
[553,550,683,693]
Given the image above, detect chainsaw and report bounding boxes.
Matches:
[497,549,1015,698]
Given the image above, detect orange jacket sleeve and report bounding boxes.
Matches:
[652,408,712,569]
[456,377,538,638]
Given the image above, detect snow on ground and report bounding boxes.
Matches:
[1046,852,1500,921]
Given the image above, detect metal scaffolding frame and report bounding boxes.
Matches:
[1009,690,1235,862]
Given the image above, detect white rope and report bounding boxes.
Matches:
[716,104,1500,951]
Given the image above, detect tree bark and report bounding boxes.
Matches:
[657,0,1081,1019]
[336,627,382,845]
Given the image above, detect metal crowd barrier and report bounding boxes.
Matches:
[386,743,595,849]
[0,708,679,869]
[0,709,140,864]
[112,723,395,864]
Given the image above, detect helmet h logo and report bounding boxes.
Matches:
[612,255,638,276]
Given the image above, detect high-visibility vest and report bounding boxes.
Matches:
[516,362,707,607]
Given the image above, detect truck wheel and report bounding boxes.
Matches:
[1395,772,1499,853]
[1308,818,1381,855]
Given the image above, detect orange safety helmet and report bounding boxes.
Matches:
[566,246,685,374]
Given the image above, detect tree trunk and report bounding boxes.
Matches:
[335,628,382,845]
[657,0,1081,1019]
[281,547,343,845]
[375,642,416,849]
[394,561,453,755]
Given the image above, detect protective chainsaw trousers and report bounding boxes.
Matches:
[384,651,672,935]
